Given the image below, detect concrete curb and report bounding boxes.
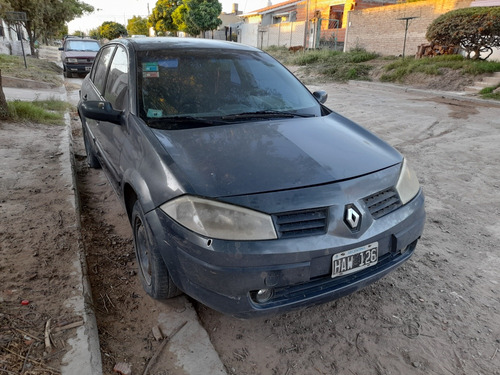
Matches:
[62,109,103,375]
[3,78,102,375]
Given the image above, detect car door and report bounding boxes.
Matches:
[83,45,129,193]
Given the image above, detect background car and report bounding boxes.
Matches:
[78,37,425,318]
[59,37,100,78]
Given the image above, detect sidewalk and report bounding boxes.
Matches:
[2,75,226,375]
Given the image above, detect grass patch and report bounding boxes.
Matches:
[324,63,372,81]
[381,55,500,82]
[266,47,379,82]
[264,46,296,64]
[7,99,71,125]
[0,54,63,86]
[291,48,378,66]
[479,85,500,100]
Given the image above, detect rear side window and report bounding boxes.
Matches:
[104,46,129,111]
[91,46,115,94]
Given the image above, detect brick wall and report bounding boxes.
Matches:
[345,0,473,56]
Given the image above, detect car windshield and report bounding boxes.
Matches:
[66,40,100,52]
[138,48,321,127]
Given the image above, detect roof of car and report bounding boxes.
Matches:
[111,37,261,53]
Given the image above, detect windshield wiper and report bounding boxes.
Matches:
[147,115,230,129]
[222,110,315,121]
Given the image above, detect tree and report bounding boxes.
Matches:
[59,25,69,39]
[88,28,100,39]
[174,0,222,36]
[127,16,149,36]
[172,4,188,33]
[4,0,94,55]
[98,21,127,40]
[148,0,182,35]
[0,1,12,118]
[0,70,8,120]
[186,0,222,35]
[426,7,500,60]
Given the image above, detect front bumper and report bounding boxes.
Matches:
[64,63,92,74]
[145,184,425,318]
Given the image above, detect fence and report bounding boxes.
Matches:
[235,20,345,51]
[203,27,238,42]
[257,21,306,49]
[315,18,344,51]
[205,20,345,51]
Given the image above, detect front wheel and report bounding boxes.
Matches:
[132,201,181,299]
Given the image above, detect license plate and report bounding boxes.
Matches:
[331,242,378,278]
[85,66,91,71]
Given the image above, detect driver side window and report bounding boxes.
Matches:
[91,46,115,94]
[104,46,129,111]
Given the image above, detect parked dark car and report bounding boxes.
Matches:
[59,37,100,77]
[78,37,425,318]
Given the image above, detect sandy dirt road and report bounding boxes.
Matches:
[73,80,500,374]
[197,82,500,375]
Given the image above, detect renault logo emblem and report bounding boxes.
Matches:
[344,205,361,231]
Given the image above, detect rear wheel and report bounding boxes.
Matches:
[132,200,181,299]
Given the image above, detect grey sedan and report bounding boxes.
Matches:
[78,37,425,318]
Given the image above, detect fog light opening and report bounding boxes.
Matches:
[400,240,418,255]
[256,288,273,303]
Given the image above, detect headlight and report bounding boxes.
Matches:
[66,58,78,63]
[395,158,420,205]
[160,195,277,241]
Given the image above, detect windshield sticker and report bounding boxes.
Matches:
[158,59,179,69]
[143,62,159,78]
[143,62,159,72]
[143,71,159,78]
[147,109,163,118]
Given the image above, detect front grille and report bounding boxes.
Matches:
[274,208,328,239]
[363,188,402,219]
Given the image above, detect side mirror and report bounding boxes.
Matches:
[313,90,328,104]
[58,47,63,51]
[79,101,122,125]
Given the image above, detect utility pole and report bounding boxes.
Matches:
[303,0,309,49]
[6,12,28,68]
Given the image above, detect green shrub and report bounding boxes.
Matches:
[426,7,500,60]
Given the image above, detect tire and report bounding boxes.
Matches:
[81,123,101,169]
[131,200,181,299]
[63,69,68,78]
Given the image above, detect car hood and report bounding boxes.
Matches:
[151,113,402,197]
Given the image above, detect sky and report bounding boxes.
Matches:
[68,0,272,33]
